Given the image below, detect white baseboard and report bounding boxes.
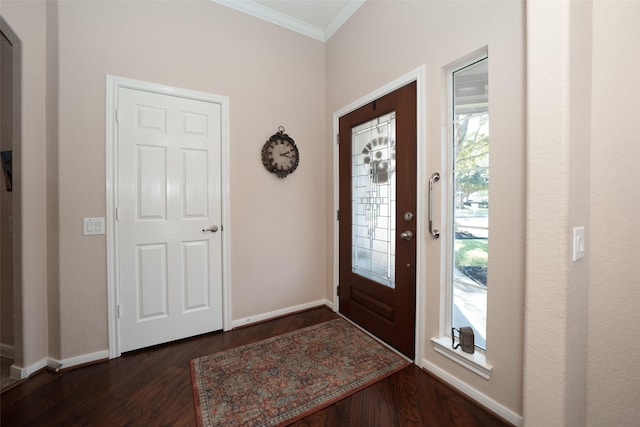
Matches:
[0,342,14,359]
[10,358,47,380]
[47,350,110,372]
[421,358,523,427]
[9,301,332,379]
[231,299,332,329]
[9,350,110,380]
[324,298,334,310]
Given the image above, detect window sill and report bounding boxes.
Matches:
[430,336,493,380]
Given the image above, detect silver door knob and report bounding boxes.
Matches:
[202,225,218,233]
[400,231,413,241]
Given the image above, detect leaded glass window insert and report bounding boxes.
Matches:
[351,112,396,288]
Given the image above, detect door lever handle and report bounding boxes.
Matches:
[202,225,218,233]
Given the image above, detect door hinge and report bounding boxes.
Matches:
[336,210,340,221]
[337,285,341,296]
[115,207,119,221]
[117,305,122,318]
[336,133,340,144]
[115,109,121,122]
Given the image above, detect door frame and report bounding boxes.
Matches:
[333,66,426,362]
[105,75,232,359]
[0,17,23,378]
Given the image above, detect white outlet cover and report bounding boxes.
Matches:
[84,217,106,236]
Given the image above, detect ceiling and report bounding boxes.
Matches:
[212,0,366,42]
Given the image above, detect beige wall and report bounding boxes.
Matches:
[46,0,61,361]
[524,0,640,426]
[524,0,590,424]
[588,0,640,425]
[326,0,526,416]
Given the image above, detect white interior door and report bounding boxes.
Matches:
[117,87,223,352]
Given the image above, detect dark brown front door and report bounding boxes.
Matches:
[338,81,417,359]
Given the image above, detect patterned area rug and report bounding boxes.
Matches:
[190,318,410,426]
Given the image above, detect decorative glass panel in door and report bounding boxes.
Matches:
[351,112,396,289]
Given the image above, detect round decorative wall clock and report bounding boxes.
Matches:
[261,126,299,179]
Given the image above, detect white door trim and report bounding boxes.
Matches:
[332,66,426,363]
[106,75,232,358]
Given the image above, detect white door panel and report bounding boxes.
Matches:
[183,149,209,217]
[138,145,167,220]
[118,87,223,352]
[137,243,168,320]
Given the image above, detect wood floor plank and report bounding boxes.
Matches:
[1,307,512,426]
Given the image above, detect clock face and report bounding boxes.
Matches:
[261,134,299,178]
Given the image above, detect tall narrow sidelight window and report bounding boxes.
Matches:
[449,57,489,350]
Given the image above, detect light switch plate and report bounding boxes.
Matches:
[84,217,105,236]
[572,226,586,261]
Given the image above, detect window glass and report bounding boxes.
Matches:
[451,58,488,350]
[351,112,396,288]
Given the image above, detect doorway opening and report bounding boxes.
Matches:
[0,17,22,386]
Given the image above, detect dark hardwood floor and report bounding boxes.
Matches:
[1,307,511,426]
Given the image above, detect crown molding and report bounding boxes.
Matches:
[212,0,365,43]
[324,0,365,40]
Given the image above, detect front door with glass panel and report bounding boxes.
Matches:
[338,82,417,359]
